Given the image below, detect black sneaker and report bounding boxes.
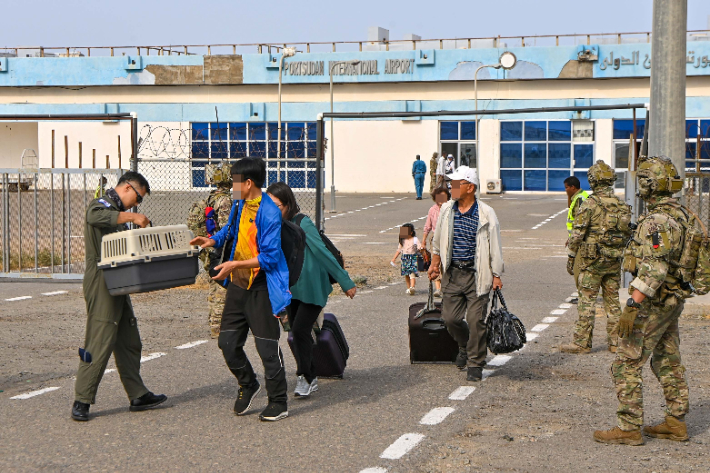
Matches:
[467,366,483,382]
[234,383,261,416]
[129,392,168,412]
[71,401,90,422]
[259,402,288,422]
[455,348,467,370]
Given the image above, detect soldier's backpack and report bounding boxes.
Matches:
[187,195,221,238]
[677,207,710,295]
[590,194,633,256]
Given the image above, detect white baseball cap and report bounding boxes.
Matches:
[448,165,479,188]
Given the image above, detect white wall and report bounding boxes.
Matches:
[478,119,500,190]
[327,119,438,193]
[37,121,132,169]
[0,122,39,167]
[595,119,613,167]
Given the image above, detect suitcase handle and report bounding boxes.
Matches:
[422,319,446,331]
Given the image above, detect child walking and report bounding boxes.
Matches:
[391,223,421,295]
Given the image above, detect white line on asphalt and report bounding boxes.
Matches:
[531,324,549,332]
[559,303,572,309]
[482,369,494,380]
[550,309,567,315]
[564,297,575,302]
[541,317,559,324]
[175,340,208,350]
[374,286,389,290]
[360,468,388,473]
[526,333,539,341]
[449,386,476,400]
[359,290,373,294]
[420,407,455,425]
[10,386,60,400]
[380,433,426,460]
[488,355,512,367]
[5,296,32,301]
[140,352,166,363]
[42,291,68,296]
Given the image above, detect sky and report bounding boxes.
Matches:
[2,0,709,49]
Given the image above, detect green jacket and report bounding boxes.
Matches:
[290,214,355,307]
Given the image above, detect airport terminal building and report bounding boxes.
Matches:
[1,28,710,194]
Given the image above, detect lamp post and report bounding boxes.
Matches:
[329,59,361,213]
[474,52,517,167]
[277,47,297,172]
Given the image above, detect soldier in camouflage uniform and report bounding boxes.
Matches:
[561,161,630,354]
[429,152,439,193]
[594,156,690,446]
[187,163,233,339]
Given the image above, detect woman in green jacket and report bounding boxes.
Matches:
[266,182,357,398]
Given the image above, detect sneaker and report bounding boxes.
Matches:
[294,375,311,398]
[455,347,467,370]
[433,290,443,298]
[233,383,261,415]
[259,402,288,422]
[467,366,483,382]
[407,287,416,295]
[309,377,319,394]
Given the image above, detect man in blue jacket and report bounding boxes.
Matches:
[190,157,291,422]
[412,155,427,200]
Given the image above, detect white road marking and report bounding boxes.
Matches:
[175,340,208,350]
[360,469,388,473]
[542,317,559,324]
[11,386,60,400]
[449,386,476,400]
[531,324,549,332]
[359,290,373,295]
[482,369,494,380]
[550,309,567,315]
[420,407,455,425]
[5,296,32,301]
[380,433,426,460]
[564,297,575,302]
[488,355,513,367]
[373,286,389,290]
[526,333,539,341]
[532,208,568,230]
[571,292,579,297]
[140,352,166,363]
[41,291,68,296]
[559,303,573,309]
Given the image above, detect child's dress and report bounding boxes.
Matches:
[399,237,420,276]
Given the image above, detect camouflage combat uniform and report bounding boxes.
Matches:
[187,165,232,338]
[595,155,691,444]
[564,162,630,352]
[429,153,439,193]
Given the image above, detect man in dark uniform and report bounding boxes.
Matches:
[71,171,167,422]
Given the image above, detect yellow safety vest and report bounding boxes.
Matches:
[567,190,589,235]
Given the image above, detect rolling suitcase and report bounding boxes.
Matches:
[287,312,349,378]
[408,281,459,364]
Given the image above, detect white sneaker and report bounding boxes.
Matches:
[407,287,416,295]
[294,375,310,397]
[309,377,318,393]
[434,290,443,298]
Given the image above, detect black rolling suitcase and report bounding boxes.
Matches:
[408,281,459,363]
[287,312,349,378]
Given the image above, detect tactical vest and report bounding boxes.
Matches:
[578,193,632,261]
[567,190,589,235]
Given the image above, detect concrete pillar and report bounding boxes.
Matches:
[648,0,687,178]
[478,119,500,188]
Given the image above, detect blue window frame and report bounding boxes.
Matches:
[549,144,571,168]
[574,144,594,169]
[501,121,523,141]
[440,122,459,141]
[524,143,547,168]
[500,144,522,168]
[548,170,569,191]
[524,121,546,141]
[548,121,572,141]
[500,170,522,191]
[613,119,645,140]
[461,122,476,140]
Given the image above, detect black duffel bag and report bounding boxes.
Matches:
[486,289,526,354]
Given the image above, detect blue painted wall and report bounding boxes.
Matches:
[0,43,709,87]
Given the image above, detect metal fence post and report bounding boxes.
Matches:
[316,118,324,232]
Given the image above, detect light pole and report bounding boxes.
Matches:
[277,47,297,172]
[329,59,361,213]
[474,52,516,168]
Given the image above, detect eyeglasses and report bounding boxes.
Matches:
[127,182,143,204]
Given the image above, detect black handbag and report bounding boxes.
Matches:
[486,289,526,354]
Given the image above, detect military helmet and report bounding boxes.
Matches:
[637,155,683,197]
[587,160,616,188]
[206,162,232,187]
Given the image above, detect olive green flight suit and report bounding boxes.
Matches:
[74,196,149,404]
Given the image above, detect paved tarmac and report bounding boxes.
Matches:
[1,193,709,472]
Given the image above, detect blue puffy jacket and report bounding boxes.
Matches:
[210,192,291,315]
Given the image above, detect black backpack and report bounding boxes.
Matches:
[293,213,344,285]
[281,219,306,287]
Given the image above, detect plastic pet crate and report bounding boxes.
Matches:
[97,224,200,296]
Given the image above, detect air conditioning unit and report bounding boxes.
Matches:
[486,179,502,194]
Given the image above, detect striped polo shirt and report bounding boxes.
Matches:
[451,200,479,265]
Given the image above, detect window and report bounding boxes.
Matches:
[685,119,710,171]
[190,122,317,189]
[612,119,645,171]
[499,120,594,192]
[439,121,477,168]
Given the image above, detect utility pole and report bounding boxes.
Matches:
[648,0,687,180]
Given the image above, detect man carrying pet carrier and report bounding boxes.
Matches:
[71,171,167,422]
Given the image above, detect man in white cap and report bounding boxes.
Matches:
[428,166,504,382]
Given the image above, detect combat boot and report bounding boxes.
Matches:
[643,416,689,441]
[210,327,220,339]
[559,342,591,354]
[593,427,644,446]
